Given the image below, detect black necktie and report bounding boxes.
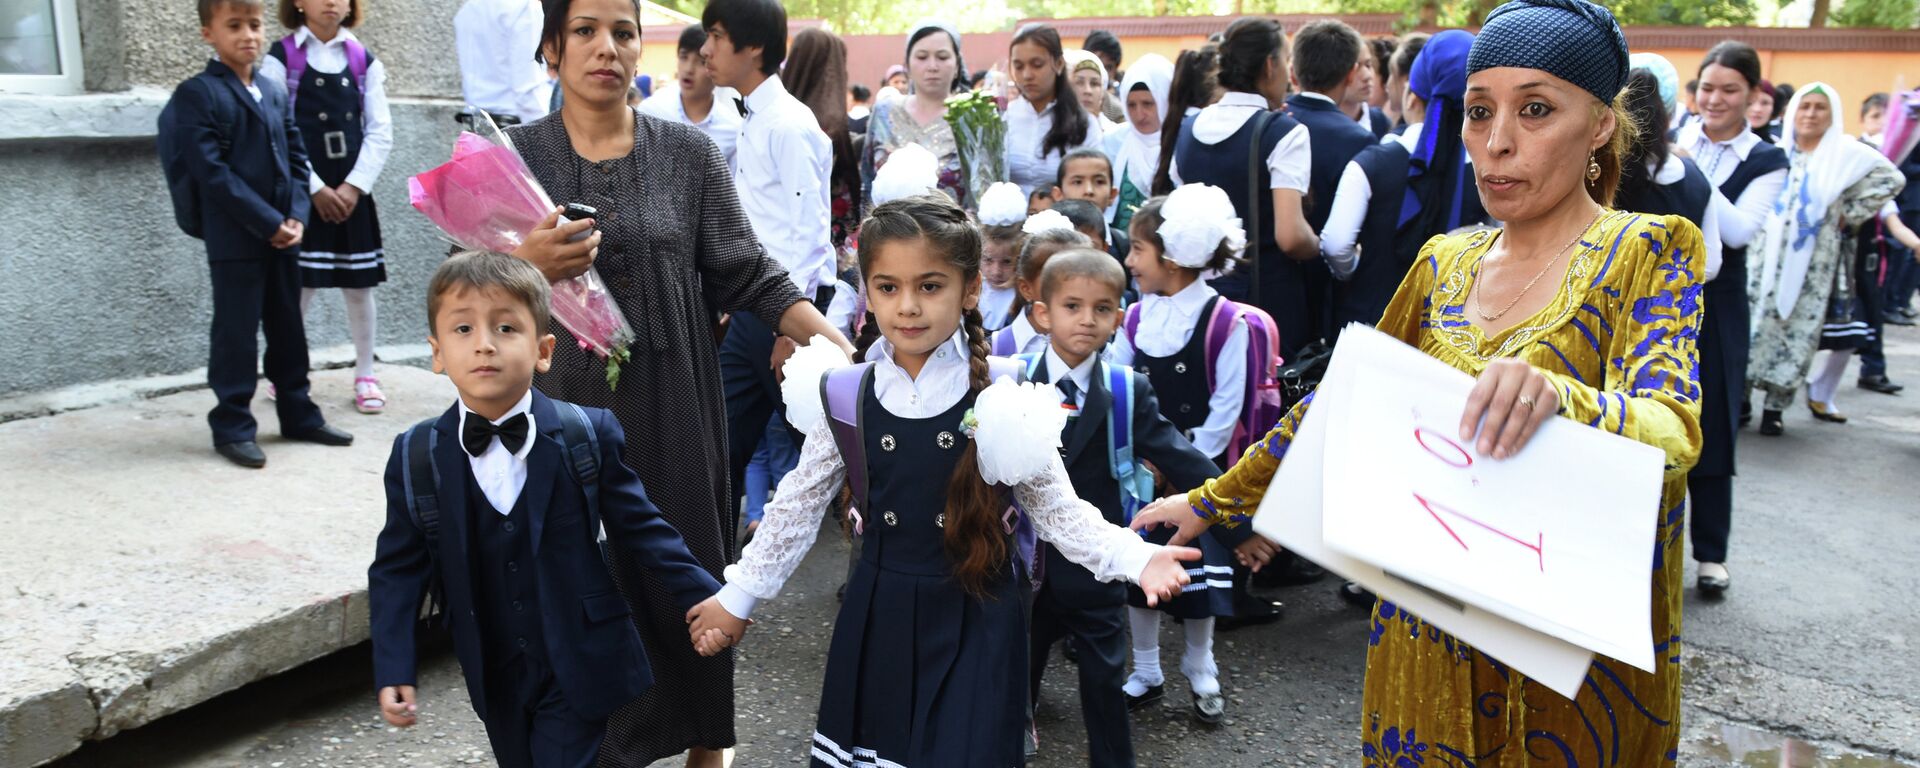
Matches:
[1057,378,1080,443]
[735,97,749,117]
[463,412,529,457]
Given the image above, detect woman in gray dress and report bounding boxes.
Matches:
[505,1,851,765]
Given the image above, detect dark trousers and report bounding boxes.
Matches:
[1688,473,1732,564]
[720,287,833,533]
[1889,219,1920,312]
[481,655,606,768]
[207,257,324,445]
[1029,573,1135,768]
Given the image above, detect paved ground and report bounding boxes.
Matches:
[30,327,1920,768]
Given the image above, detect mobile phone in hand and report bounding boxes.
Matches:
[562,203,598,243]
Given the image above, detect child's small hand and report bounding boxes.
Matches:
[271,219,304,249]
[1235,535,1280,572]
[312,186,345,224]
[1138,545,1202,607]
[1129,494,1214,546]
[695,627,736,656]
[377,685,418,727]
[685,596,749,657]
[336,183,362,218]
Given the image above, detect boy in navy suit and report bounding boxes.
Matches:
[176,0,351,468]
[1022,249,1231,766]
[368,253,723,768]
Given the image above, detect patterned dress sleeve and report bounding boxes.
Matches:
[1015,456,1161,583]
[1836,162,1906,229]
[1534,215,1707,482]
[693,134,805,325]
[1181,235,1446,526]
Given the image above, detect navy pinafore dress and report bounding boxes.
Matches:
[811,389,1030,768]
[1126,295,1237,619]
[269,39,387,289]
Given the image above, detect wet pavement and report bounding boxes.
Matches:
[37,327,1920,767]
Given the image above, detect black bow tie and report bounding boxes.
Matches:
[735,97,750,117]
[463,412,530,457]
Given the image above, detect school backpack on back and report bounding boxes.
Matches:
[1123,298,1285,462]
[1014,353,1156,521]
[275,34,370,112]
[399,401,608,622]
[157,77,236,240]
[820,358,1042,587]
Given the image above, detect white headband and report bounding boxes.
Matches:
[1156,184,1245,270]
[977,182,1028,227]
[870,143,941,206]
[1022,208,1075,236]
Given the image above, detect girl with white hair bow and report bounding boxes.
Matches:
[1747,81,1905,434]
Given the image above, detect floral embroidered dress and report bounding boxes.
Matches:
[1185,211,1706,767]
[860,99,967,210]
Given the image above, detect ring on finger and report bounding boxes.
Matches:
[1517,394,1537,410]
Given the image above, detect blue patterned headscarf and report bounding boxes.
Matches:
[1467,0,1630,106]
[1401,29,1475,234]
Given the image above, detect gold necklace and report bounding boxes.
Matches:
[1473,211,1604,323]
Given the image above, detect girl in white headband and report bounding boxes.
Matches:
[1105,184,1262,723]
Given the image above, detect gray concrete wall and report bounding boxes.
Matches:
[0,0,470,398]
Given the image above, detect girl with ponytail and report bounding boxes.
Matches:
[686,193,1199,767]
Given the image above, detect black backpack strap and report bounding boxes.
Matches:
[1246,109,1276,309]
[399,417,446,624]
[552,401,605,543]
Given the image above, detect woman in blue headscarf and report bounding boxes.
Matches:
[1321,28,1488,333]
[1132,1,1708,763]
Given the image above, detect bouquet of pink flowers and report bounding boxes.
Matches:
[409,112,636,390]
[1880,88,1920,164]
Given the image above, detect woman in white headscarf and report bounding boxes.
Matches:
[1066,50,1121,135]
[1103,53,1173,233]
[1747,82,1904,435]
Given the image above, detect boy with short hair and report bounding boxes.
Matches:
[638,23,742,171]
[1022,249,1220,766]
[368,252,723,768]
[172,0,352,468]
[1052,147,1119,211]
[1051,197,1133,270]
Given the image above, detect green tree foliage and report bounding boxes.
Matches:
[1831,0,1920,27]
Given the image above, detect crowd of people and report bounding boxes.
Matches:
[164,0,1918,765]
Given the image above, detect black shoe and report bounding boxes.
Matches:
[286,423,354,446]
[1697,563,1730,599]
[1191,691,1225,726]
[1061,639,1080,664]
[1218,598,1284,631]
[1738,399,1753,428]
[1337,580,1375,609]
[1125,684,1164,711]
[1758,409,1784,436]
[216,441,267,468]
[1859,375,1905,395]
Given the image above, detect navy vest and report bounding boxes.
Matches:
[1616,158,1714,246]
[1285,94,1381,233]
[268,41,373,188]
[468,473,546,669]
[1173,110,1314,355]
[858,393,977,577]
[1132,296,1219,450]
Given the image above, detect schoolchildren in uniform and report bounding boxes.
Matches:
[977,181,1030,332]
[263,0,393,415]
[1022,249,1222,766]
[168,0,353,468]
[1050,198,1132,274]
[995,211,1091,357]
[368,253,721,768]
[1051,149,1131,259]
[1109,186,1276,722]
[684,194,1199,768]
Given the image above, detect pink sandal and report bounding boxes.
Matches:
[354,376,387,414]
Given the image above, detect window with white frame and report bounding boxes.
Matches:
[0,0,83,95]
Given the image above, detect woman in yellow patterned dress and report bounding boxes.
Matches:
[1130,1,1706,764]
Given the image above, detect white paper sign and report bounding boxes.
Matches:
[1251,333,1595,700]
[1318,326,1665,672]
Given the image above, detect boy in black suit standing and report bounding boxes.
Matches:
[174,0,351,467]
[368,253,724,768]
[1021,249,1228,766]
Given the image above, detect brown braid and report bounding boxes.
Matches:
[963,306,990,390]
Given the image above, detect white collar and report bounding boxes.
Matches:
[1394,121,1424,151]
[293,26,358,49]
[1679,122,1761,161]
[742,73,787,115]
[1009,310,1041,347]
[456,389,537,461]
[1160,278,1218,315]
[1010,95,1058,118]
[1649,155,1688,184]
[1044,344,1098,392]
[1297,91,1337,106]
[868,326,972,381]
[1215,91,1269,110]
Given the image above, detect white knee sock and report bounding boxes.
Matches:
[1125,606,1162,694]
[1180,617,1220,696]
[342,288,378,379]
[1806,350,1852,407]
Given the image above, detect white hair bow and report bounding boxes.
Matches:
[1156,184,1245,270]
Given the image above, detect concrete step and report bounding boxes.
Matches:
[0,363,456,767]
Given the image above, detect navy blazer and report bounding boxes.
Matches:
[171,59,312,261]
[1038,357,1250,602]
[1284,93,1381,231]
[367,391,722,722]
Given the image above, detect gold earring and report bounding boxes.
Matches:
[1586,155,1602,182]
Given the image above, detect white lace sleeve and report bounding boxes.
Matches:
[1014,456,1160,584]
[721,418,847,608]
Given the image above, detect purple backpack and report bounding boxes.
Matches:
[821,357,1042,588]
[1123,298,1285,462]
[278,33,369,112]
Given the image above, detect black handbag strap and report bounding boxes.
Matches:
[1246,110,1275,309]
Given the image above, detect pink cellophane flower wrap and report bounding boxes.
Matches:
[1881,89,1920,164]
[409,111,636,390]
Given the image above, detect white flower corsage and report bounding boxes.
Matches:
[781,335,854,434]
[1022,208,1076,236]
[977,182,1028,227]
[1157,183,1246,276]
